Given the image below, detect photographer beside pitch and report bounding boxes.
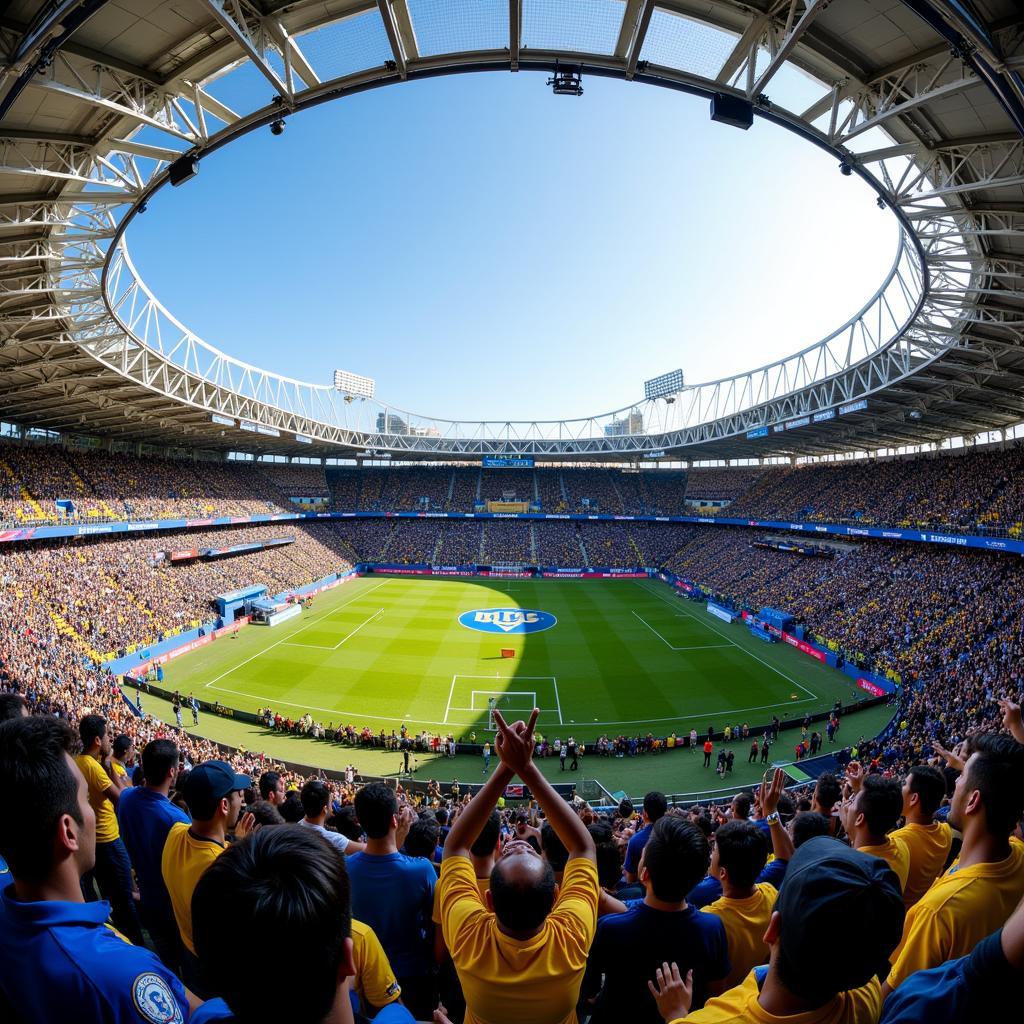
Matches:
[436,707,599,1024]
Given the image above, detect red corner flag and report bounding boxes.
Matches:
[501,648,515,659]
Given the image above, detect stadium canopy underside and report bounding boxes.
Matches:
[0,0,1022,462]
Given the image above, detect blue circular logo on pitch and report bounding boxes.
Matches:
[459,608,557,634]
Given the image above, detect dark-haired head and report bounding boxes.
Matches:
[0,716,94,884]
[405,816,440,859]
[853,775,903,841]
[470,810,502,858]
[141,739,178,788]
[791,811,832,848]
[0,693,28,722]
[641,816,709,903]
[813,773,841,815]
[950,733,1024,838]
[112,734,133,761]
[903,765,946,819]
[192,827,353,1022]
[354,783,398,839]
[540,822,569,873]
[643,791,668,823]
[258,770,285,804]
[712,819,769,889]
[78,715,108,756]
[301,779,331,821]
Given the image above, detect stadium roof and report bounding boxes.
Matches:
[0,0,1022,462]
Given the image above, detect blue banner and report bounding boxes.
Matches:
[3,509,1022,557]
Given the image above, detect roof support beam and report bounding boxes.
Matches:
[624,0,656,80]
[200,0,292,100]
[377,0,408,78]
[749,0,829,99]
[509,0,521,71]
[26,78,197,144]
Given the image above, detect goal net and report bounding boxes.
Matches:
[474,691,537,729]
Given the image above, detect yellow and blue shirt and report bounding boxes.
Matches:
[0,887,189,1023]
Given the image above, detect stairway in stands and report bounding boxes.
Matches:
[0,458,46,520]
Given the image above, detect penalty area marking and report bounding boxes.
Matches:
[203,580,389,689]
[634,580,818,700]
[444,674,562,725]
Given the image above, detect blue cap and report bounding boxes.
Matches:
[182,760,252,817]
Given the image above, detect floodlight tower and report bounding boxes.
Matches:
[332,369,376,404]
[644,369,685,404]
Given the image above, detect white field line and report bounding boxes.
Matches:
[443,675,458,724]
[283,608,384,650]
[203,580,389,688]
[552,676,564,725]
[631,610,730,652]
[635,581,818,699]
[205,683,814,729]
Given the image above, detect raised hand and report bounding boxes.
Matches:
[234,812,257,840]
[759,767,786,817]
[932,741,965,773]
[998,697,1024,744]
[845,760,864,793]
[493,708,539,775]
[647,962,692,1023]
[395,803,416,848]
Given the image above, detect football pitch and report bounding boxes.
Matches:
[166,575,868,739]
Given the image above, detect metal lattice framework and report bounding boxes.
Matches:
[1,0,1022,460]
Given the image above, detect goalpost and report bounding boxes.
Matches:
[475,691,538,730]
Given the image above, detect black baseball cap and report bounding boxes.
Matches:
[775,836,904,999]
[183,760,252,817]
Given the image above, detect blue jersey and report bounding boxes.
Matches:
[346,851,436,977]
[0,854,11,891]
[118,787,190,923]
[0,889,190,1023]
[880,928,1012,1023]
[582,901,730,1022]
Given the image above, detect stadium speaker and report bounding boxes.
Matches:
[710,93,754,130]
[168,155,198,187]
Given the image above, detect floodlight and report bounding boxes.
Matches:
[547,61,583,97]
[332,369,375,399]
[644,369,685,402]
[168,155,198,187]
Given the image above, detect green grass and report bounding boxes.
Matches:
[148,575,891,795]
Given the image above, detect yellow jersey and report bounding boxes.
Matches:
[433,872,490,926]
[886,838,1024,989]
[352,919,401,1010]
[857,836,910,892]
[889,821,952,908]
[438,854,599,1024]
[74,754,118,844]
[702,883,777,991]
[675,970,881,1023]
[160,822,225,954]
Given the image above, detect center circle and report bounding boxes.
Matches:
[458,608,558,634]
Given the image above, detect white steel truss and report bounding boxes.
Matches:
[1,0,1019,459]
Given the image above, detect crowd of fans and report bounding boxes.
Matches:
[1,686,1023,1024]
[5,440,1024,533]
[723,447,1024,534]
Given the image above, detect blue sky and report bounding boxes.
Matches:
[129,70,896,423]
